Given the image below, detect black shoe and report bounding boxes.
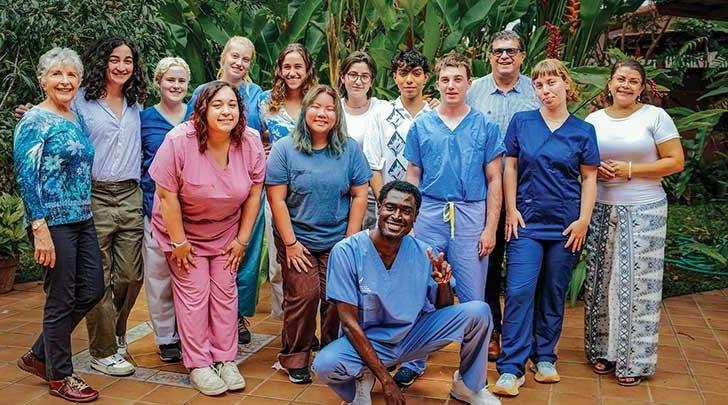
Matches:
[159,342,182,363]
[393,366,420,387]
[287,366,312,384]
[238,317,251,345]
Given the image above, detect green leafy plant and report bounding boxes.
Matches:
[0,193,31,260]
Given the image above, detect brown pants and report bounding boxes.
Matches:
[275,235,339,369]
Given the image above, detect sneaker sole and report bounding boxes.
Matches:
[226,380,246,391]
[534,372,560,383]
[192,381,227,396]
[288,375,312,384]
[90,362,135,377]
[491,377,525,397]
[50,389,99,403]
[17,358,48,381]
[159,355,182,363]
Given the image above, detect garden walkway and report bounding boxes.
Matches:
[0,281,726,404]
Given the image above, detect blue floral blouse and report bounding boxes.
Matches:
[14,107,95,226]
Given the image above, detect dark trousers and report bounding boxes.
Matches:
[485,211,506,333]
[274,235,339,370]
[31,219,104,380]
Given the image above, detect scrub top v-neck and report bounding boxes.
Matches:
[504,109,600,239]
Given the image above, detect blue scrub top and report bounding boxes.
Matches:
[504,109,600,239]
[185,81,264,132]
[327,231,439,344]
[403,108,504,202]
[140,106,179,217]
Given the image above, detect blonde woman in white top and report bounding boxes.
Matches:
[583,59,684,387]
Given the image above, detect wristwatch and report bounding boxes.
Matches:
[31,219,46,231]
[170,240,188,249]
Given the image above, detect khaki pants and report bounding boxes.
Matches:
[85,180,144,358]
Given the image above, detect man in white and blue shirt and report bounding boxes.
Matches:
[466,30,540,361]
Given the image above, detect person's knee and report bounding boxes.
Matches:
[460,301,492,325]
[311,348,343,382]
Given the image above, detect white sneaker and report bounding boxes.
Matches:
[190,366,227,396]
[215,361,246,391]
[491,372,525,397]
[90,353,135,376]
[116,335,128,355]
[346,369,375,405]
[450,370,501,405]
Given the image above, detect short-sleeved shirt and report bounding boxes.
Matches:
[505,109,600,239]
[259,90,297,144]
[141,105,184,217]
[363,97,431,184]
[327,231,438,344]
[403,108,504,202]
[150,121,266,256]
[13,107,94,226]
[265,136,372,252]
[72,88,142,182]
[467,74,540,138]
[341,97,389,148]
[185,81,264,132]
[585,104,679,205]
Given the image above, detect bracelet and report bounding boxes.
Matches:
[234,237,248,247]
[627,161,633,181]
[170,239,188,249]
[284,239,298,247]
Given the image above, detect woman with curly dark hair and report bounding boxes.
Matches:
[70,36,148,377]
[150,81,266,395]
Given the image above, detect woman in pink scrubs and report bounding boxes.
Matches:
[150,81,266,396]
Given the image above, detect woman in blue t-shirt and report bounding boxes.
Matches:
[266,84,372,384]
[140,57,190,363]
[493,59,599,397]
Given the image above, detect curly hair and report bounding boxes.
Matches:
[390,48,431,75]
[81,36,148,105]
[337,51,377,99]
[531,58,580,102]
[268,43,317,114]
[191,81,247,153]
[291,85,347,156]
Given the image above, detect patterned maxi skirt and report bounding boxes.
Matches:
[583,198,668,378]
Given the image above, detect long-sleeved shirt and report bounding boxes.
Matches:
[14,107,94,225]
[72,87,142,182]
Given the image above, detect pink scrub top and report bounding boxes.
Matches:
[149,121,266,256]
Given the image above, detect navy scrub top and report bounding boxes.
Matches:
[504,109,600,240]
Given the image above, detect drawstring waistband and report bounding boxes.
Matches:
[442,201,455,239]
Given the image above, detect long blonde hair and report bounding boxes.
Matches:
[217,36,255,83]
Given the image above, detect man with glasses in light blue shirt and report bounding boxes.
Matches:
[466,30,540,361]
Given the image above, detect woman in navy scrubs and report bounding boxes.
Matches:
[493,59,599,397]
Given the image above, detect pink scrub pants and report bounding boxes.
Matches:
[166,253,238,369]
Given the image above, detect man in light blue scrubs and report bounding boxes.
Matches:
[396,52,504,386]
[312,181,500,405]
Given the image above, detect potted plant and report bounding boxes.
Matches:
[0,192,31,293]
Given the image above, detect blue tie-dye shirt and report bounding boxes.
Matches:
[14,107,95,226]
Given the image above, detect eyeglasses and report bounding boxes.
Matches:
[490,48,522,57]
[346,72,372,84]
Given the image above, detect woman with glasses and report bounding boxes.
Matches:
[583,59,684,387]
[338,51,389,228]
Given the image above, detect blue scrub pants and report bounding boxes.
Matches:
[496,237,580,377]
[236,195,266,317]
[403,197,489,374]
[312,301,493,403]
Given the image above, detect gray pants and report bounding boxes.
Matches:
[85,180,144,359]
[142,216,178,345]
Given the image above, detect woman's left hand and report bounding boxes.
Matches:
[563,218,589,253]
[223,238,247,272]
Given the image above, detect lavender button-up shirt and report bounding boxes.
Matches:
[72,87,142,182]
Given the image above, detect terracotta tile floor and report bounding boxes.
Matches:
[1,281,727,404]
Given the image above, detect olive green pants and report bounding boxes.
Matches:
[84,180,144,359]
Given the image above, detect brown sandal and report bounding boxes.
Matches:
[617,376,643,386]
[592,359,615,375]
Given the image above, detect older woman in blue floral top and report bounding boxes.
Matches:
[14,47,104,403]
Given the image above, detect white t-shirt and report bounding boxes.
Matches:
[585,104,679,205]
[363,97,431,185]
[342,97,388,148]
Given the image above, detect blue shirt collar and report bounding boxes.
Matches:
[485,74,531,95]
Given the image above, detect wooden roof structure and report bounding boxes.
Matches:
[656,0,728,21]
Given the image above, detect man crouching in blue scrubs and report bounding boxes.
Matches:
[395,52,504,386]
[312,181,500,405]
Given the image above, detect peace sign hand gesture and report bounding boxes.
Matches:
[427,248,452,285]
